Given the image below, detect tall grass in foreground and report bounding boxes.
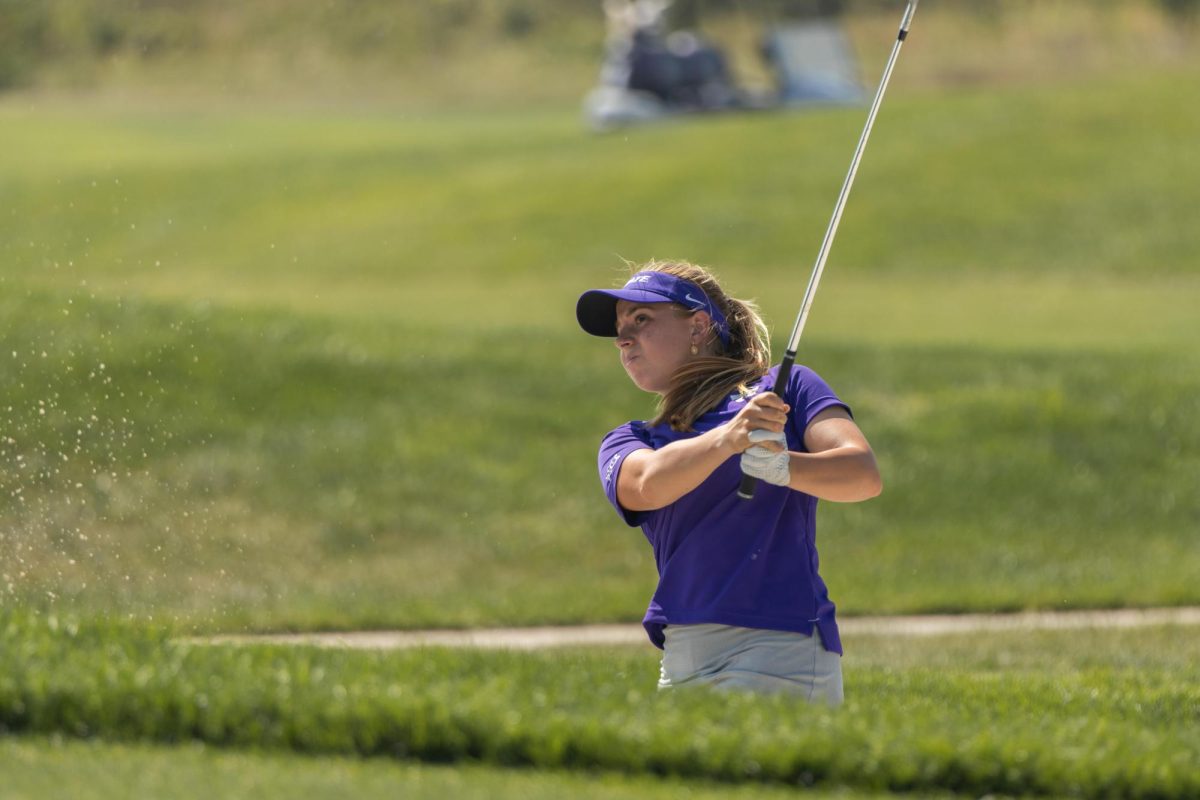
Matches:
[1,614,1198,799]
[0,736,920,800]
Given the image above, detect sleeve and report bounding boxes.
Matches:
[597,422,654,527]
[786,366,852,445]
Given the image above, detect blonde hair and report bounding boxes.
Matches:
[634,260,772,431]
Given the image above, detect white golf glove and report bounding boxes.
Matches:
[739,430,791,487]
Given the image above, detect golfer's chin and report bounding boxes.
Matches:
[624,366,668,395]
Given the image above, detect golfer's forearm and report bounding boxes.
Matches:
[618,429,733,511]
[787,446,882,502]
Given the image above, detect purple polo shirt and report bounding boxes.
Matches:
[597,365,847,654]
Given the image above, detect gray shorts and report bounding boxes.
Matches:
[658,623,843,705]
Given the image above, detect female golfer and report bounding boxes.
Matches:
[576,260,881,704]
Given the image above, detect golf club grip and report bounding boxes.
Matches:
[737,357,796,500]
[736,472,759,500]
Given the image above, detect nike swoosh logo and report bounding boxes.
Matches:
[684,293,705,308]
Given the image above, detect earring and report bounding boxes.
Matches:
[690,343,699,355]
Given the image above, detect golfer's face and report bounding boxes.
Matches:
[614,300,693,394]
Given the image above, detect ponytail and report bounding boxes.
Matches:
[636,260,772,431]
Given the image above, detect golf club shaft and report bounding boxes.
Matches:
[739,0,918,501]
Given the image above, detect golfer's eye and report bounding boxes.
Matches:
[635,313,649,325]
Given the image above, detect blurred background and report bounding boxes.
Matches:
[1,0,1197,634]
[1,0,1198,107]
[0,0,1195,106]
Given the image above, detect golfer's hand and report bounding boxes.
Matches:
[740,430,791,486]
[722,392,790,454]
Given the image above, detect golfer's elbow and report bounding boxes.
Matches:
[828,450,882,502]
[856,452,883,500]
[827,474,881,503]
[861,465,883,500]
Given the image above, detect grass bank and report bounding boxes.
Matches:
[1,287,1196,630]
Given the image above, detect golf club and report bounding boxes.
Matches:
[739,0,919,500]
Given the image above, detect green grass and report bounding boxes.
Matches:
[1,287,1196,630]
[2,737,917,800]
[2,66,1199,631]
[2,613,1198,799]
[5,70,1200,313]
[5,0,1196,108]
[3,5,1198,796]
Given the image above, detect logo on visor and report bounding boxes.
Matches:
[733,386,761,404]
[684,293,706,309]
[625,275,653,286]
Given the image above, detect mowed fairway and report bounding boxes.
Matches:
[2,23,1200,797]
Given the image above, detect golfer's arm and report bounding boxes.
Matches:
[617,428,735,512]
[788,408,882,502]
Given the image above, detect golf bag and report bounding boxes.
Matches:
[595,0,739,112]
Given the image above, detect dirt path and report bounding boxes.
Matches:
[204,606,1200,650]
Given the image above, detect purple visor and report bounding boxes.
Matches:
[576,271,730,347]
